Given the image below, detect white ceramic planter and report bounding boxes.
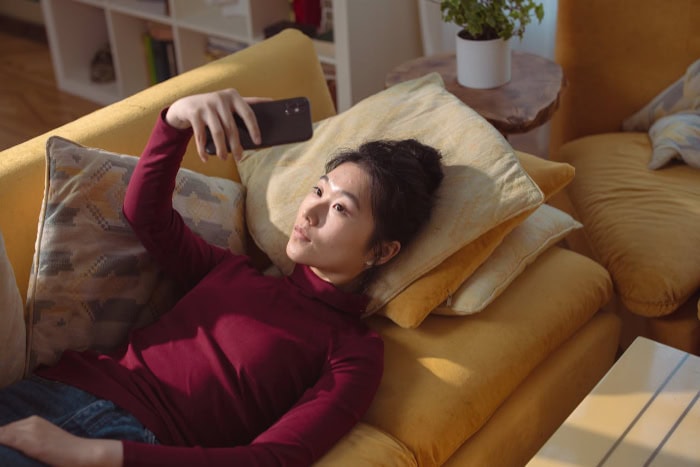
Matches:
[455,35,511,89]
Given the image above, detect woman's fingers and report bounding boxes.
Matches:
[166,89,268,163]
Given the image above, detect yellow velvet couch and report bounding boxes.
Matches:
[0,30,621,465]
[549,0,700,355]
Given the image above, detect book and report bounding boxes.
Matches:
[143,32,176,84]
[142,34,157,85]
[150,37,171,83]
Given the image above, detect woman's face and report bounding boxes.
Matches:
[286,162,376,286]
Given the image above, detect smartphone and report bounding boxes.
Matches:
[205,96,313,154]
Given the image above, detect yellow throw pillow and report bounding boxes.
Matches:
[0,230,25,388]
[515,151,575,202]
[26,136,247,370]
[237,73,544,327]
[434,204,582,316]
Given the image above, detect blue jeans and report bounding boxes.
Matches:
[0,375,158,466]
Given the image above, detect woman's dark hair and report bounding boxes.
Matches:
[325,139,444,264]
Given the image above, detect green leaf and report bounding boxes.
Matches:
[439,0,544,40]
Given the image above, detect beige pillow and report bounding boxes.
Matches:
[622,58,700,131]
[0,230,25,387]
[434,204,582,316]
[26,136,246,369]
[237,73,543,326]
[647,112,700,170]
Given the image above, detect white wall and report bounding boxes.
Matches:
[417,0,559,157]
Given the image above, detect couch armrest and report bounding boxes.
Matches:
[0,29,335,303]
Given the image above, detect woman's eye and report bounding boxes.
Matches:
[333,204,346,213]
[312,186,322,196]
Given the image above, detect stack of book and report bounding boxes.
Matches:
[143,22,176,84]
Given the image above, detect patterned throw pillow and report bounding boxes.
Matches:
[647,112,700,170]
[434,204,582,316]
[622,58,700,132]
[0,230,25,387]
[26,136,246,370]
[238,73,544,328]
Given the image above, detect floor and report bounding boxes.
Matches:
[0,17,102,152]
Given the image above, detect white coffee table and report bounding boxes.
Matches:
[527,336,700,467]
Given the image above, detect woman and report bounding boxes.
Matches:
[0,89,444,467]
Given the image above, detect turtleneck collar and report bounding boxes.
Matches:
[286,264,369,318]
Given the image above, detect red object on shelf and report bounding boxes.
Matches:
[293,0,321,29]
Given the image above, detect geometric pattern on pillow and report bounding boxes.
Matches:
[26,136,246,370]
[433,204,582,316]
[622,58,700,132]
[237,73,544,327]
[647,111,700,170]
[0,229,26,388]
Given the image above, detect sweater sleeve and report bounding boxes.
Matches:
[123,110,230,288]
[120,330,384,467]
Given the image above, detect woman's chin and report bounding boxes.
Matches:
[285,241,304,265]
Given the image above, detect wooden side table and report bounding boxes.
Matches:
[385,51,565,136]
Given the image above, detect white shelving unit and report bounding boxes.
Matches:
[42,0,424,111]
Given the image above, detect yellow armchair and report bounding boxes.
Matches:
[549,0,700,354]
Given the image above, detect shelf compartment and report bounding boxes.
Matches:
[173,27,210,73]
[108,11,166,97]
[172,3,251,44]
[43,0,120,104]
[312,39,336,65]
[108,0,170,22]
[69,0,107,7]
[171,0,291,43]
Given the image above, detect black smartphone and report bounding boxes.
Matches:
[205,96,313,154]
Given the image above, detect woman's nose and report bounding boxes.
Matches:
[304,199,325,226]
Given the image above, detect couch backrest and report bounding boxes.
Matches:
[549,0,700,158]
[0,29,335,302]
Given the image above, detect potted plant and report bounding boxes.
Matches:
[439,0,544,89]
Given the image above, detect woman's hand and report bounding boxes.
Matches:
[166,88,268,163]
[0,416,122,467]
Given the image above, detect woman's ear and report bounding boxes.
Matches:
[374,240,401,266]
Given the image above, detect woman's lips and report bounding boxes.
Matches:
[293,225,310,242]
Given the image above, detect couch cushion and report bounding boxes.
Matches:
[443,309,620,467]
[0,230,25,387]
[237,72,544,328]
[560,132,700,317]
[26,137,246,369]
[364,247,612,466]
